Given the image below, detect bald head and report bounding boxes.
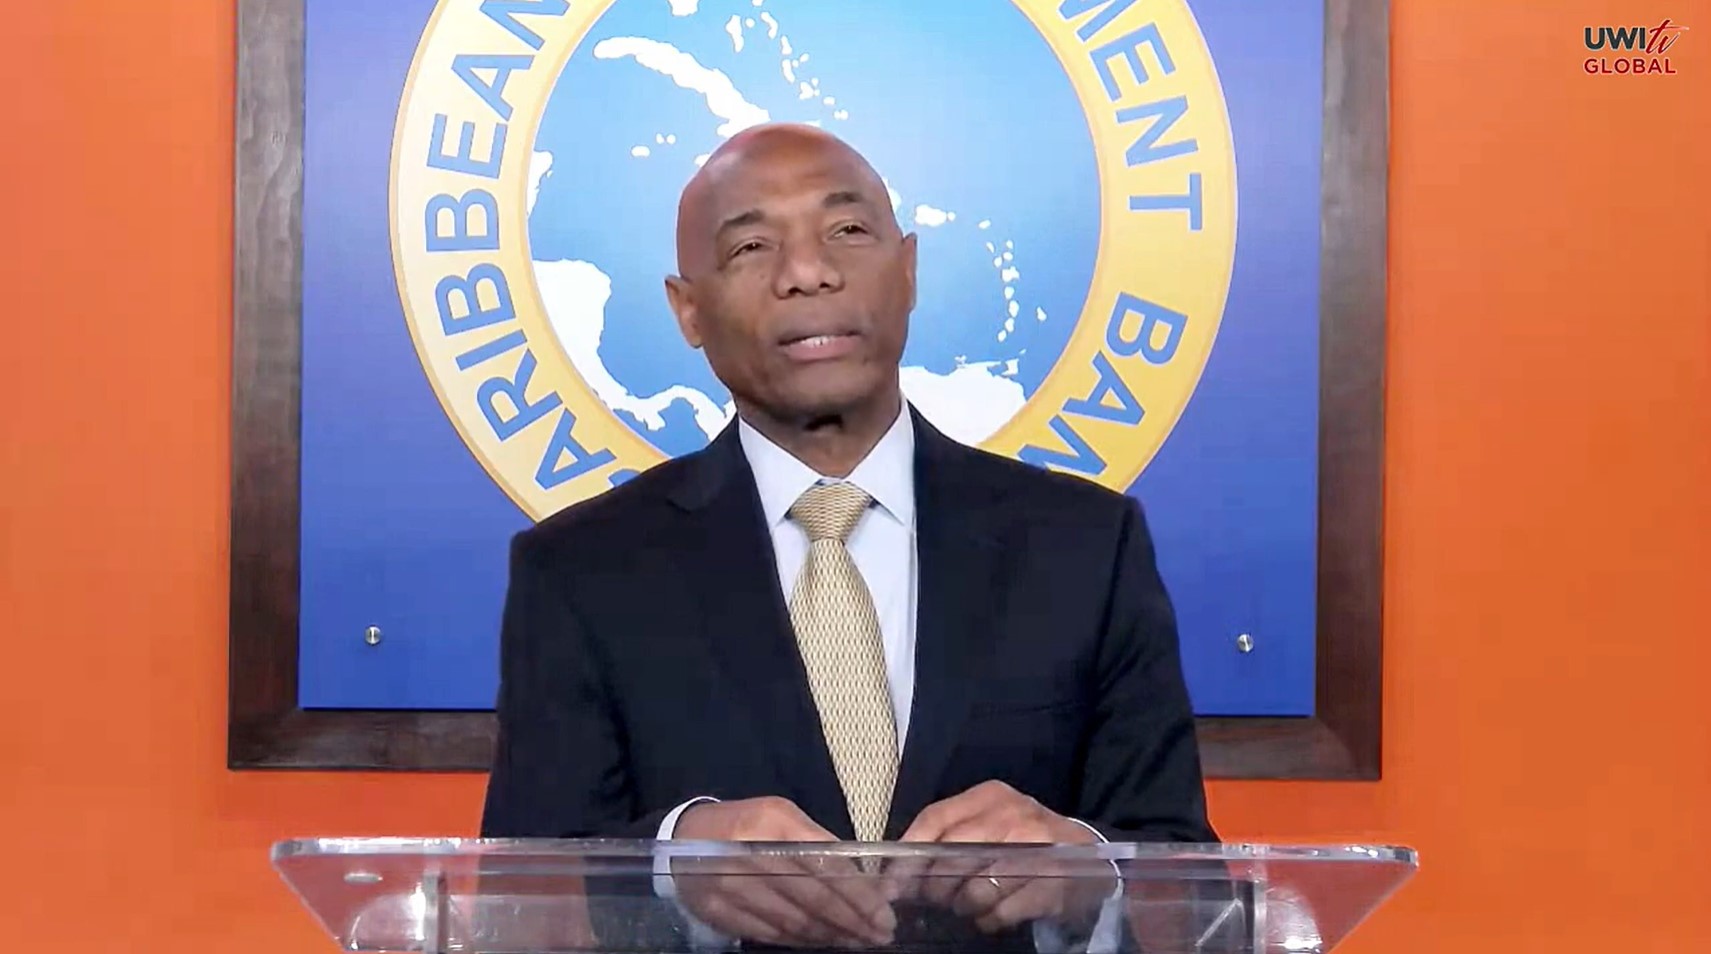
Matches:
[659,122,917,446]
[674,124,899,277]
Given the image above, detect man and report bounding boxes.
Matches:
[481,123,1215,948]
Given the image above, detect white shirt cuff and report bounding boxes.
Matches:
[1064,817,1107,844]
[657,797,715,840]
[651,797,732,951]
[1031,819,1124,954]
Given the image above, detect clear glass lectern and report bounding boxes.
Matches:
[272,839,1416,954]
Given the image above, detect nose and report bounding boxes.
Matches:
[772,236,844,298]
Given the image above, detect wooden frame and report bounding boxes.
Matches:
[229,0,1388,777]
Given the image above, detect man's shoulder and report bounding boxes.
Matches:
[947,437,1138,521]
[510,451,698,566]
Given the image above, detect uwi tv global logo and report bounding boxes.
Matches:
[390,0,1237,519]
[1584,18,1689,74]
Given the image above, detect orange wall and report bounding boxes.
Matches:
[4,0,1708,948]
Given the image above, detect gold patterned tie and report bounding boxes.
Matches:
[787,482,899,842]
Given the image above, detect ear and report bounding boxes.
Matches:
[664,275,704,349]
[900,232,919,311]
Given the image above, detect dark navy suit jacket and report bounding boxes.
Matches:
[480,408,1214,847]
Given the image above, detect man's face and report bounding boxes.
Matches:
[666,131,917,424]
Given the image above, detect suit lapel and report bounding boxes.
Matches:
[885,411,1011,839]
[667,425,855,839]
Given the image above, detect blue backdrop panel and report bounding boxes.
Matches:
[297,0,1323,715]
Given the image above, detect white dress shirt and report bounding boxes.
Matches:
[653,407,1119,952]
[659,407,918,836]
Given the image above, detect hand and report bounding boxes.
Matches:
[899,780,1100,845]
[933,857,1116,934]
[674,796,839,842]
[893,781,1115,933]
[671,797,897,948]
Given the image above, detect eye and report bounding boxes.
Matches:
[729,239,765,259]
[831,222,869,238]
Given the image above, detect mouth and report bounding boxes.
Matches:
[779,330,862,362]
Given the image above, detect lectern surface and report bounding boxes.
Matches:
[273,839,1416,954]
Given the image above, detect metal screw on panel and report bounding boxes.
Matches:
[1235,633,1255,654]
[364,626,383,646]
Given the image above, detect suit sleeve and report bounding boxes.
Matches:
[480,531,672,840]
[1075,499,1218,844]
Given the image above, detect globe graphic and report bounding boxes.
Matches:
[528,0,1100,456]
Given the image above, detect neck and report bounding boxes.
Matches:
[738,390,903,478]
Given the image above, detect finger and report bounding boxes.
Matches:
[951,870,1029,921]
[881,854,929,901]
[973,878,1063,933]
[682,881,788,946]
[935,812,1014,844]
[917,856,989,907]
[744,857,888,946]
[819,857,901,918]
[900,790,991,842]
[774,864,896,945]
[719,879,841,947]
[759,800,841,842]
[704,906,789,946]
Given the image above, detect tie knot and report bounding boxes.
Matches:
[789,482,872,542]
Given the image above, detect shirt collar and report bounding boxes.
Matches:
[737,405,916,530]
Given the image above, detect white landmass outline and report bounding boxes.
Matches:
[537,259,735,438]
[593,36,770,138]
[901,366,1025,445]
[527,150,553,216]
[914,204,955,227]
